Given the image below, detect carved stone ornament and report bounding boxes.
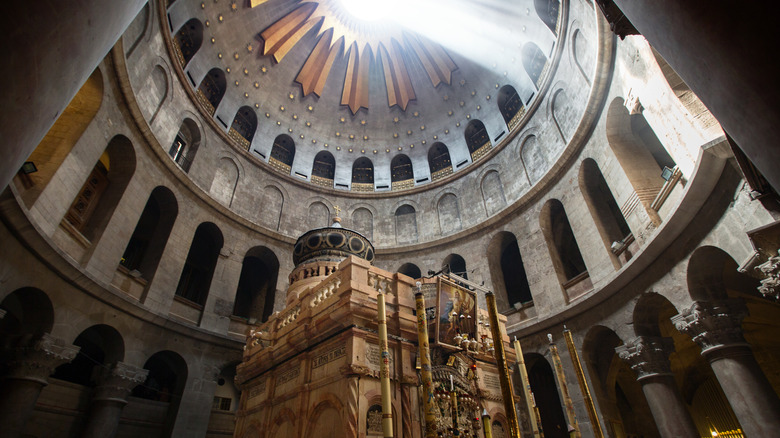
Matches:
[92,361,149,403]
[368,271,391,294]
[671,299,749,354]
[615,336,674,380]
[624,88,643,115]
[756,249,780,300]
[3,333,80,383]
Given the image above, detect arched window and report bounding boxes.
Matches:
[606,98,677,225]
[133,351,188,436]
[169,118,200,172]
[534,0,560,35]
[311,151,335,187]
[498,85,524,130]
[465,120,491,161]
[175,222,223,306]
[398,263,422,279]
[52,325,124,387]
[120,186,178,282]
[229,106,257,149]
[428,142,452,181]
[196,68,226,115]
[64,135,136,243]
[443,254,468,279]
[522,43,547,88]
[173,19,203,66]
[579,159,633,267]
[269,134,295,174]
[541,199,590,300]
[351,157,374,192]
[395,204,418,244]
[488,232,533,311]
[391,154,414,190]
[233,247,279,323]
[18,68,103,208]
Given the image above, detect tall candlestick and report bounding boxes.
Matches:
[377,292,393,438]
[415,288,437,438]
[485,291,521,437]
[548,333,580,438]
[451,389,460,436]
[482,410,493,438]
[563,327,604,438]
[514,336,540,437]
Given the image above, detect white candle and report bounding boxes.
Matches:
[450,374,454,391]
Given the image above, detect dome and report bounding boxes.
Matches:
[292,217,375,266]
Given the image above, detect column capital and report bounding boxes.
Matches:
[756,249,780,301]
[615,336,674,380]
[92,361,149,403]
[3,333,80,384]
[671,299,748,355]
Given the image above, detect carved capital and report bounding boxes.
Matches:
[615,336,674,380]
[3,333,80,384]
[92,361,149,403]
[671,299,748,354]
[0,308,6,319]
[756,250,780,300]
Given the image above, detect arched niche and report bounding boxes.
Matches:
[498,85,524,130]
[391,154,413,190]
[52,324,124,387]
[521,135,548,184]
[210,157,239,207]
[437,193,462,235]
[395,204,418,244]
[270,134,295,174]
[312,151,335,187]
[173,18,203,67]
[540,199,589,300]
[230,106,257,148]
[351,157,374,192]
[606,97,676,225]
[487,232,532,311]
[465,119,490,161]
[120,186,178,283]
[428,142,453,181]
[443,254,468,279]
[18,68,103,207]
[64,135,136,244]
[169,118,201,172]
[0,287,55,345]
[258,185,284,230]
[132,351,188,437]
[196,68,226,115]
[233,246,280,323]
[522,42,547,88]
[175,222,224,307]
[307,201,330,228]
[398,263,422,280]
[351,207,373,241]
[534,0,560,35]
[579,158,633,268]
[481,170,506,217]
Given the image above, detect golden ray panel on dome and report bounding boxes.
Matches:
[253,0,457,114]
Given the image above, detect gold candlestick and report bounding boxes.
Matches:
[451,386,460,437]
[377,292,393,438]
[563,327,604,438]
[415,287,437,438]
[482,410,493,438]
[548,333,580,438]
[485,291,521,437]
[513,336,540,437]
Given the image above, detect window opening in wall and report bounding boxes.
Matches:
[428,142,453,181]
[173,19,203,67]
[465,120,491,162]
[352,157,374,192]
[65,160,109,233]
[196,68,226,115]
[501,239,533,307]
[229,106,257,149]
[391,154,414,191]
[269,134,295,174]
[213,396,232,411]
[534,0,560,35]
[169,134,188,167]
[522,43,547,88]
[175,223,222,306]
[312,151,335,188]
[443,254,468,280]
[498,84,525,130]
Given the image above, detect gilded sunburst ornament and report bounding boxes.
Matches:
[252,0,457,114]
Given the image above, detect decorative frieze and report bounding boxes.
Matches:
[615,336,674,380]
[671,299,748,353]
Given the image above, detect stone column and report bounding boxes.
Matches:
[82,361,148,438]
[0,334,80,438]
[615,336,698,438]
[0,0,147,191]
[672,299,780,437]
